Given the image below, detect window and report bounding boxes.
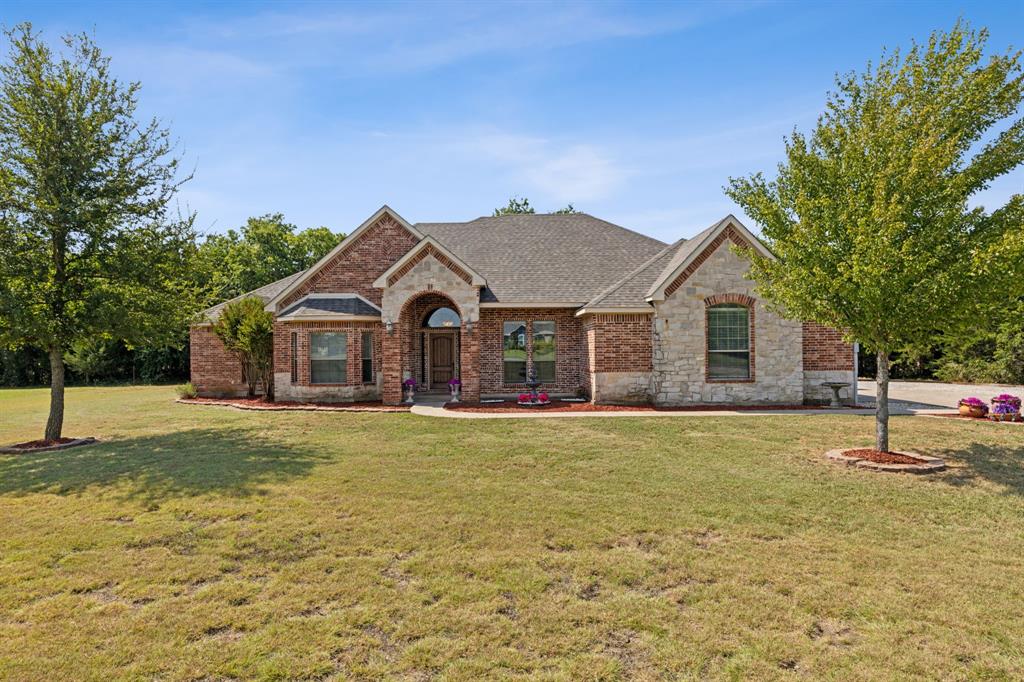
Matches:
[503,321,526,383]
[310,332,347,384]
[290,332,298,383]
[532,320,556,383]
[361,331,374,383]
[707,304,750,379]
[425,307,460,328]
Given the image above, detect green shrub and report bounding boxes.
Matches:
[175,382,198,399]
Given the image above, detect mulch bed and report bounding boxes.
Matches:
[841,448,928,465]
[177,397,410,413]
[446,400,854,413]
[0,437,98,454]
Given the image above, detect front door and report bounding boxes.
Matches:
[430,335,454,386]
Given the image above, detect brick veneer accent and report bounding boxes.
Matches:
[704,294,756,383]
[274,320,382,388]
[387,244,474,287]
[664,226,754,299]
[580,313,653,373]
[280,214,419,309]
[477,308,583,394]
[802,322,854,371]
[189,326,246,396]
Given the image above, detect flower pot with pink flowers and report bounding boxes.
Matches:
[958,397,988,419]
[990,394,1022,422]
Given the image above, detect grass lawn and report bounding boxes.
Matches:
[1,386,1023,680]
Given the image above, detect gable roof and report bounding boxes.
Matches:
[577,238,686,314]
[199,271,304,323]
[417,213,667,304]
[278,294,381,321]
[264,205,421,311]
[372,237,486,288]
[646,215,772,302]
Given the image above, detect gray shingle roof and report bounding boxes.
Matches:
[279,296,381,319]
[416,213,667,303]
[582,238,686,309]
[201,271,305,320]
[645,216,731,298]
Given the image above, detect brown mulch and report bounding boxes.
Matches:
[7,437,77,450]
[445,401,850,413]
[178,397,410,412]
[842,448,929,465]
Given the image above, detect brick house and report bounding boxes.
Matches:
[190,206,855,406]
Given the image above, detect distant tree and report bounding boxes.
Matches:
[553,204,578,214]
[0,25,200,441]
[198,214,344,300]
[212,297,274,398]
[726,22,1024,452]
[493,196,535,216]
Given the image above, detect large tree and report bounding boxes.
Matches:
[0,25,199,441]
[726,23,1024,451]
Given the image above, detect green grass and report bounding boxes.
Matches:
[1,386,1023,680]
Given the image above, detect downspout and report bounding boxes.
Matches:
[852,342,859,406]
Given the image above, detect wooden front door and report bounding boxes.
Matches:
[430,335,454,385]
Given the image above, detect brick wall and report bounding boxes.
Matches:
[802,322,854,370]
[477,308,583,394]
[280,214,419,309]
[583,314,653,373]
[273,320,383,402]
[189,325,247,397]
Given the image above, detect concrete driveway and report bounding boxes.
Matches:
[857,380,1024,411]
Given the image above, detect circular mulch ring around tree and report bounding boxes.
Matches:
[0,437,98,454]
[825,448,945,474]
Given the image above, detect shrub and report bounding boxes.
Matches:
[176,382,198,399]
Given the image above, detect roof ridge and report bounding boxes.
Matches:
[201,269,306,317]
[584,237,686,308]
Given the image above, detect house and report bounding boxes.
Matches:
[190,206,855,406]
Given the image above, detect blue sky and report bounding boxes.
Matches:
[4,1,1023,242]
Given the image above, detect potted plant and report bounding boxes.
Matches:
[990,394,1021,422]
[958,397,988,419]
[403,378,417,403]
[448,378,461,402]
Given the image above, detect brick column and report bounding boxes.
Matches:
[460,323,480,403]
[382,327,403,405]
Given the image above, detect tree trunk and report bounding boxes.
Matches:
[875,350,890,453]
[45,346,65,442]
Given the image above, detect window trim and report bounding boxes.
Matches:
[290,332,298,384]
[502,320,527,385]
[704,296,756,383]
[309,331,348,385]
[532,320,557,384]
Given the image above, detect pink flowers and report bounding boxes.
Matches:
[958,397,986,408]
[992,394,1022,408]
[518,393,530,402]
[538,392,549,402]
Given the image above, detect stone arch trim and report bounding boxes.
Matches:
[664,226,755,299]
[704,293,756,383]
[387,244,474,287]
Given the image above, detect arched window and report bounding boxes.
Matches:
[707,303,750,380]
[424,306,460,328]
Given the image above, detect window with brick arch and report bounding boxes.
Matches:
[707,304,750,380]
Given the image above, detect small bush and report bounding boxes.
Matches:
[175,382,198,399]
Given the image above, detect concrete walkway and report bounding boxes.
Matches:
[409,404,890,419]
[858,380,1024,410]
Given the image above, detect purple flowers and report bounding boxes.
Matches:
[959,397,986,409]
[992,393,1022,408]
[989,394,1021,421]
[448,378,461,386]
[403,378,417,387]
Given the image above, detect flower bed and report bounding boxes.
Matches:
[446,400,858,413]
[177,397,410,412]
[0,437,98,454]
[825,448,945,473]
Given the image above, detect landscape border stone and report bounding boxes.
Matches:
[824,448,945,474]
[0,437,98,454]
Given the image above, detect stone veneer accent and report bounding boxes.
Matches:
[477,308,583,396]
[189,326,247,397]
[280,214,419,309]
[380,253,482,405]
[652,242,803,405]
[273,320,382,403]
[580,313,653,403]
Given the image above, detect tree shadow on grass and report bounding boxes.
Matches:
[934,441,1024,496]
[0,427,327,502]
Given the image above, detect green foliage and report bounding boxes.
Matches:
[195,214,343,300]
[725,22,1024,448]
[0,24,201,437]
[493,196,535,216]
[175,382,197,399]
[65,338,121,384]
[553,203,577,214]
[935,299,1024,383]
[212,297,274,398]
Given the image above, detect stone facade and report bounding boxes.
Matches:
[580,313,653,403]
[652,242,804,405]
[802,322,856,405]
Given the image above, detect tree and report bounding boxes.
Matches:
[553,204,577,214]
[212,297,274,398]
[0,25,200,440]
[493,196,535,216]
[726,22,1024,451]
[196,214,344,300]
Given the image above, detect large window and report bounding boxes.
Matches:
[707,304,750,380]
[425,307,460,328]
[533,320,556,383]
[361,331,374,383]
[503,321,527,383]
[310,332,347,384]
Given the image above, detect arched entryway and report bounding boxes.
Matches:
[419,303,461,389]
